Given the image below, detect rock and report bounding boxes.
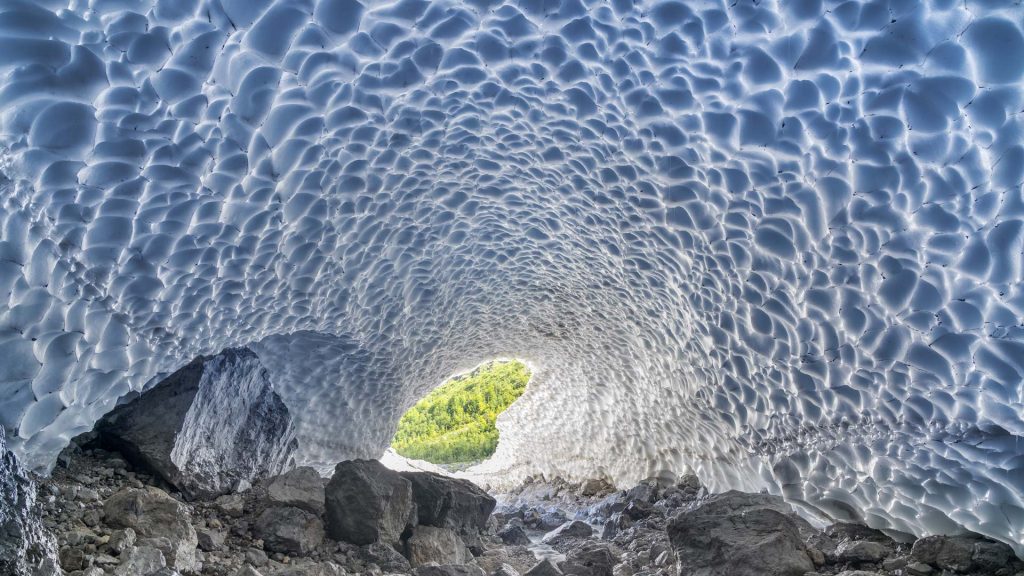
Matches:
[401,471,496,535]
[254,506,325,555]
[497,523,531,546]
[560,541,618,576]
[196,526,226,551]
[834,572,884,576]
[911,534,1015,573]
[214,493,246,517]
[59,547,86,571]
[412,565,487,576]
[104,487,198,571]
[493,564,521,576]
[524,559,563,576]
[0,428,58,576]
[404,525,470,567]
[85,347,297,500]
[667,490,814,576]
[324,459,415,545]
[113,545,166,576]
[905,561,933,575]
[580,479,614,497]
[266,467,325,515]
[835,540,892,564]
[109,528,137,555]
[272,560,347,576]
[541,520,593,545]
[234,566,265,576]
[358,541,413,572]
[824,523,896,545]
[244,548,269,567]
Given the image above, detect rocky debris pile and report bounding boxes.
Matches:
[1,427,59,576]
[493,474,1024,576]
[27,437,1024,576]
[83,347,297,500]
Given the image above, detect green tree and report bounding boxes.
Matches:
[392,360,530,464]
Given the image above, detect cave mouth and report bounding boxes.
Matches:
[390,359,532,470]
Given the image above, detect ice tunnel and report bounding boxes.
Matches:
[1,0,1024,553]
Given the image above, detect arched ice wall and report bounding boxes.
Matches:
[1,0,1023,551]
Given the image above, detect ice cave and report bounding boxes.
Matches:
[2,0,1024,575]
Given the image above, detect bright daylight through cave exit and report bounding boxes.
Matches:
[391,360,531,468]
[2,0,1024,575]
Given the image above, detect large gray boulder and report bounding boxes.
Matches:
[401,471,496,535]
[88,347,297,500]
[404,525,471,567]
[265,467,326,515]
[1,428,59,576]
[104,487,198,572]
[254,506,325,555]
[324,459,416,545]
[911,533,1015,573]
[667,491,814,576]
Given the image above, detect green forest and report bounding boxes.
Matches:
[392,360,530,465]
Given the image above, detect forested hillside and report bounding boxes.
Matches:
[392,360,530,464]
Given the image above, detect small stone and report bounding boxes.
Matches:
[109,528,137,555]
[59,547,86,571]
[905,561,933,575]
[524,559,563,576]
[113,545,166,576]
[197,527,226,552]
[245,548,269,567]
[541,520,593,545]
[215,494,246,517]
[81,509,102,527]
[498,523,531,546]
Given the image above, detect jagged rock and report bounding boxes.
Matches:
[113,545,167,576]
[86,347,297,500]
[523,509,568,531]
[325,459,415,545]
[560,541,619,576]
[497,523,531,545]
[266,467,326,515]
[580,479,614,497]
[835,540,892,564]
[254,505,325,555]
[475,545,538,575]
[524,559,563,576]
[493,564,521,576]
[910,533,1015,573]
[401,471,496,535]
[541,520,593,545]
[357,541,413,572]
[0,428,58,576]
[272,560,347,576]
[234,566,265,576]
[59,546,86,571]
[404,525,470,566]
[905,561,933,575]
[214,493,246,517]
[667,491,814,576]
[196,526,226,551]
[109,528,137,555]
[412,564,487,576]
[834,571,884,576]
[104,487,198,571]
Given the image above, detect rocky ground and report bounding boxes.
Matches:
[30,440,1024,576]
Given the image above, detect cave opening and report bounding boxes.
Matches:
[389,359,532,471]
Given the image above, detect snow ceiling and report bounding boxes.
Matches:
[2,0,1024,552]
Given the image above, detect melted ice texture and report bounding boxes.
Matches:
[1,0,1023,551]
